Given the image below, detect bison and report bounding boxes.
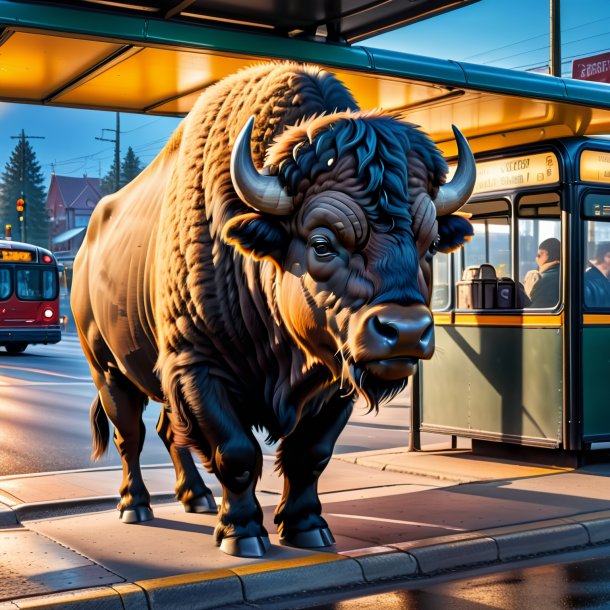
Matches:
[71,62,475,558]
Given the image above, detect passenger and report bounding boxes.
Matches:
[528,237,560,308]
[584,241,610,308]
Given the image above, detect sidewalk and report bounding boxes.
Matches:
[2,447,610,609]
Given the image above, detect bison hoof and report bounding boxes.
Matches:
[220,535,271,558]
[280,527,335,549]
[184,493,218,514]
[120,505,154,524]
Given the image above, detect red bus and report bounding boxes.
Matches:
[0,239,62,353]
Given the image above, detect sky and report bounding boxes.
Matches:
[1,0,609,191]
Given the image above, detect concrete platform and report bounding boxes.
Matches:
[2,449,610,608]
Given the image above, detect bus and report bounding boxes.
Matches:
[0,239,62,353]
[415,139,610,463]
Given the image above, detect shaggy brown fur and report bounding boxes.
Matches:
[72,61,469,553]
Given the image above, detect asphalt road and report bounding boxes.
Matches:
[0,334,453,476]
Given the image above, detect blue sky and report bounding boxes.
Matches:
[0,0,609,190]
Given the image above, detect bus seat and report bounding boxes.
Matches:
[457,264,497,309]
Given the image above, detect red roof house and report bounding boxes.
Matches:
[46,175,102,257]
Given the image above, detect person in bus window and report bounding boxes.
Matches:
[584,241,610,308]
[528,237,560,308]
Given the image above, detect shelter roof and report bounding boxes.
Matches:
[1,0,610,156]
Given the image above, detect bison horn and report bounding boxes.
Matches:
[230,116,295,215]
[434,125,476,216]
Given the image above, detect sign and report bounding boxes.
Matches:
[583,193,610,219]
[0,249,33,261]
[580,150,610,184]
[572,51,610,84]
[448,152,560,195]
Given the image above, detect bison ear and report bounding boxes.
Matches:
[436,213,474,254]
[223,212,289,262]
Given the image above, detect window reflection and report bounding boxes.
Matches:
[584,217,610,310]
[0,268,11,300]
[16,268,57,301]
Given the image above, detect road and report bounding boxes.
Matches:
[0,334,458,476]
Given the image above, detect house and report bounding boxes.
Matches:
[45,175,102,260]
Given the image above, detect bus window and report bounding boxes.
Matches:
[583,197,610,309]
[455,200,511,310]
[16,268,58,301]
[518,193,561,309]
[460,200,511,277]
[0,268,11,300]
[431,252,450,311]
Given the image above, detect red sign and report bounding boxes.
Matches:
[572,51,610,84]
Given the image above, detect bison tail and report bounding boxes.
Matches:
[90,394,110,461]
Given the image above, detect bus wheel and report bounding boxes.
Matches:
[6,343,27,354]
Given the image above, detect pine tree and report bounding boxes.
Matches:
[100,160,119,195]
[121,146,143,185]
[100,147,143,195]
[0,133,48,246]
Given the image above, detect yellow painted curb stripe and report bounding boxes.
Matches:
[135,553,345,590]
[583,314,610,325]
[231,553,346,576]
[137,568,236,590]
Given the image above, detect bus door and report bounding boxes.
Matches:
[578,148,610,444]
[420,150,565,450]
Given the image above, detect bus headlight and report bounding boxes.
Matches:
[43,308,54,319]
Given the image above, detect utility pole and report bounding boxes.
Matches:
[96,112,121,191]
[10,129,45,243]
[550,0,561,77]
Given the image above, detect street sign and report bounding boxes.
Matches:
[572,51,610,84]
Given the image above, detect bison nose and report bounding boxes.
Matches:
[359,304,435,361]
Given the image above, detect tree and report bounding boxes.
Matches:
[0,134,48,246]
[121,146,143,185]
[100,147,143,195]
[100,159,119,196]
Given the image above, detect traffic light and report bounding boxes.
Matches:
[16,198,24,213]
[4,224,11,240]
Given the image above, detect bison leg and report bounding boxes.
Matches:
[274,395,353,548]
[165,367,268,557]
[94,365,153,523]
[156,403,217,513]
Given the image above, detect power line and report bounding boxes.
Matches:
[461,16,610,63]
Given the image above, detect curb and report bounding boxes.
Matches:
[11,492,177,522]
[7,511,610,609]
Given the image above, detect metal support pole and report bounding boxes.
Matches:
[550,0,561,77]
[114,112,120,191]
[408,368,421,451]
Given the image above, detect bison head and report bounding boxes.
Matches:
[224,111,474,408]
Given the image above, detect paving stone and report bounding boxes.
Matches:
[137,570,243,610]
[233,554,364,602]
[0,530,120,603]
[405,537,498,574]
[575,515,610,544]
[110,584,148,610]
[493,524,589,560]
[13,587,122,609]
[351,550,418,583]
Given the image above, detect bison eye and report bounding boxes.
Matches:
[310,236,336,258]
[428,235,441,255]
